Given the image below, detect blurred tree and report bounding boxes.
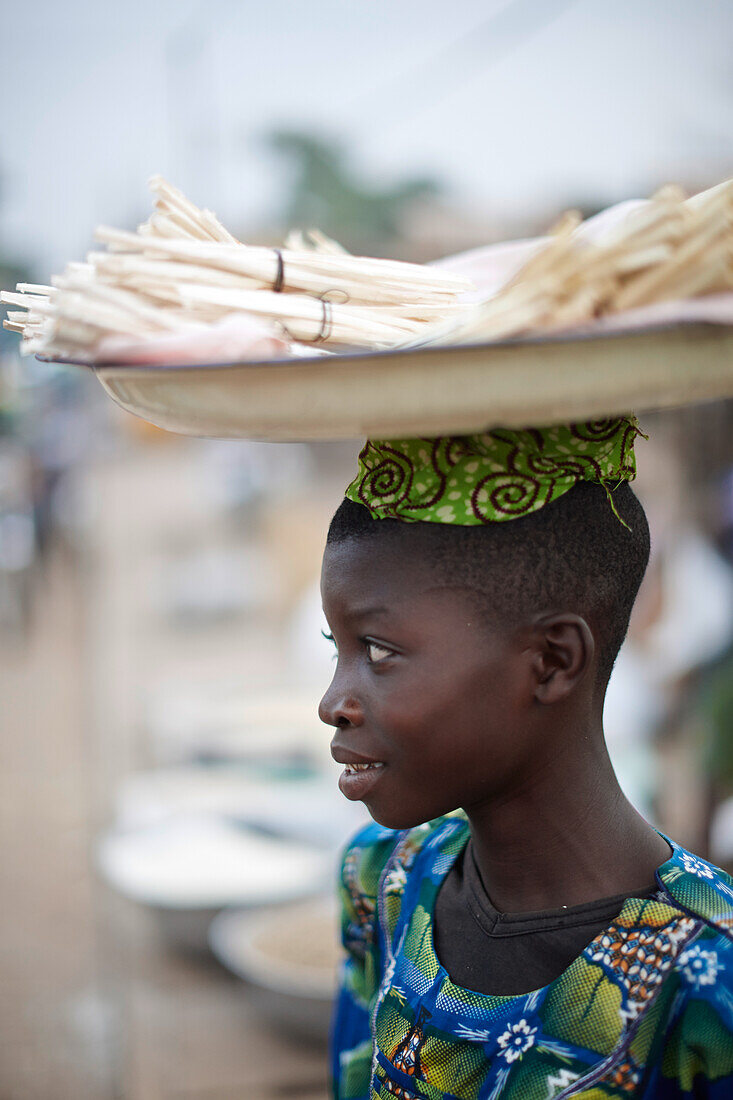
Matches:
[0,161,32,362]
[0,248,31,434]
[0,159,34,437]
[266,129,441,252]
[0,256,30,340]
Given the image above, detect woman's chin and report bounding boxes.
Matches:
[364,801,438,832]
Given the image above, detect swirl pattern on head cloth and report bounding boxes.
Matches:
[345,417,643,525]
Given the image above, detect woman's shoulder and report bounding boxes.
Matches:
[659,841,733,941]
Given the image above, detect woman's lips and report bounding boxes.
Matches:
[342,761,385,775]
[338,761,386,800]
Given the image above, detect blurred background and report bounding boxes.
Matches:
[1,2,733,1097]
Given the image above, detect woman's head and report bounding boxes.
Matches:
[319,482,650,829]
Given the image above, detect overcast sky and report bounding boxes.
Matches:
[1,0,731,277]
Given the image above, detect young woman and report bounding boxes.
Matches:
[320,420,733,1099]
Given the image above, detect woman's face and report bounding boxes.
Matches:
[319,536,536,831]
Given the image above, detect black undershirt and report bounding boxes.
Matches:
[434,841,659,996]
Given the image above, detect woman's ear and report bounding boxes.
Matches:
[530,614,595,704]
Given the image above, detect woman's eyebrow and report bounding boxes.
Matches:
[344,605,389,622]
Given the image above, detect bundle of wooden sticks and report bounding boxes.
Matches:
[410,179,733,347]
[3,176,733,362]
[1,176,473,360]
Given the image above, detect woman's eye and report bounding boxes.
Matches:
[365,641,392,663]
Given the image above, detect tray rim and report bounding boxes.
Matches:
[46,321,733,443]
[32,319,731,376]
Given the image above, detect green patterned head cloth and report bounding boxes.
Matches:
[345,417,643,525]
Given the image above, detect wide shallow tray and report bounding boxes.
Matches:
[86,323,733,442]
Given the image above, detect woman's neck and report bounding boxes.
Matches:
[464,726,671,914]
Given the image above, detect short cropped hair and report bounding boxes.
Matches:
[327,481,650,686]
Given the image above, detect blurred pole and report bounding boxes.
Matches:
[165,19,221,205]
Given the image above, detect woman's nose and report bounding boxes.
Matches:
[318,669,363,729]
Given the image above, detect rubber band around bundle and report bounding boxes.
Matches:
[276,298,333,344]
[311,298,332,344]
[272,249,285,293]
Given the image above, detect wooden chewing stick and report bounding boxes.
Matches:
[498,235,581,297]
[548,284,612,329]
[176,282,430,331]
[546,210,583,237]
[651,184,688,203]
[592,201,687,251]
[51,291,160,336]
[148,181,216,236]
[416,282,551,346]
[0,291,53,310]
[91,253,267,293]
[72,281,192,332]
[50,315,107,346]
[131,279,421,339]
[116,280,187,307]
[466,296,552,341]
[662,250,732,302]
[685,178,733,214]
[143,214,197,241]
[284,229,348,255]
[612,244,675,275]
[94,228,467,305]
[154,202,211,238]
[148,176,237,244]
[148,205,227,244]
[612,212,730,311]
[17,283,55,297]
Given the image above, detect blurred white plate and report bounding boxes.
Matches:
[97,816,330,910]
[209,896,338,1041]
[144,688,329,767]
[111,764,368,848]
